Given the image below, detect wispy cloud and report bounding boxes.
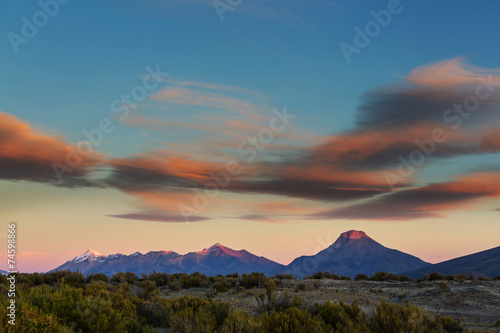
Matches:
[310,172,500,221]
[108,210,211,223]
[0,112,103,187]
[3,59,500,223]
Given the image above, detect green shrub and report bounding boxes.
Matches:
[438,281,450,292]
[168,296,231,332]
[355,274,369,281]
[144,271,172,287]
[111,272,138,284]
[240,272,266,289]
[399,275,413,282]
[370,271,400,281]
[84,280,110,299]
[0,301,69,333]
[137,299,170,327]
[438,315,463,332]
[314,300,369,331]
[219,311,261,333]
[262,307,330,333]
[370,300,446,333]
[429,272,445,281]
[25,284,128,332]
[273,273,296,280]
[141,280,157,299]
[213,281,230,293]
[179,272,211,289]
[295,282,307,292]
[256,279,303,315]
[86,272,109,284]
[309,271,339,280]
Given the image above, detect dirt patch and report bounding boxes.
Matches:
[164,279,500,332]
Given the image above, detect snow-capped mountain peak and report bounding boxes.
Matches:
[197,243,227,255]
[72,249,105,262]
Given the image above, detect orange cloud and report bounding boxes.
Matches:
[0,112,103,186]
[311,172,500,221]
[405,57,500,88]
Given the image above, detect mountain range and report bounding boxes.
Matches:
[403,245,500,279]
[50,230,500,278]
[52,243,284,276]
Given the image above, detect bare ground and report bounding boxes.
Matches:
[162,279,500,332]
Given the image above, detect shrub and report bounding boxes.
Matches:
[26,284,128,332]
[355,274,369,281]
[314,300,368,331]
[399,275,413,282]
[180,273,211,289]
[438,315,463,332]
[168,296,231,332]
[219,311,261,333]
[295,282,307,292]
[111,272,138,285]
[225,273,239,278]
[438,281,450,292]
[370,300,444,333]
[84,281,110,299]
[213,282,230,293]
[273,273,296,280]
[256,279,303,315]
[339,275,351,280]
[240,272,266,289]
[370,271,400,281]
[137,299,170,327]
[0,301,69,333]
[144,271,171,287]
[309,271,339,280]
[313,280,322,290]
[141,280,157,299]
[429,272,445,281]
[262,307,329,332]
[86,272,109,284]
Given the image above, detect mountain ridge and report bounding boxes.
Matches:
[403,245,500,278]
[283,230,430,278]
[52,242,284,276]
[49,230,499,278]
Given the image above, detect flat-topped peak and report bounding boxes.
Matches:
[340,230,369,239]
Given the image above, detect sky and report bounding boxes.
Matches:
[1,0,500,273]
